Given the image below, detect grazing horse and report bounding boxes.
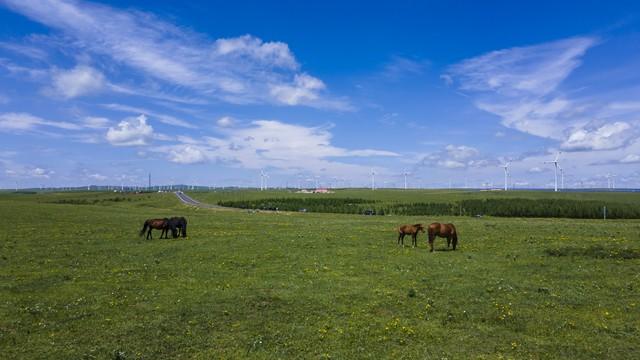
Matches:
[427,222,458,252]
[139,218,169,240]
[167,216,188,238]
[397,224,425,247]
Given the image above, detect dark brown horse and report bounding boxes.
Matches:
[427,223,458,252]
[139,218,169,240]
[167,216,188,238]
[397,224,425,247]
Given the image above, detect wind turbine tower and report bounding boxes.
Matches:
[544,152,561,192]
[559,167,564,190]
[260,170,265,190]
[371,169,376,190]
[501,162,510,191]
[403,170,409,190]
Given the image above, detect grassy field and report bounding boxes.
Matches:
[1,190,639,359]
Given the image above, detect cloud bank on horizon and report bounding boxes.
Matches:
[0,0,639,188]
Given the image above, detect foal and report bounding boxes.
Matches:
[397,224,425,247]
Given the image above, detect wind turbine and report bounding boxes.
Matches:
[544,152,561,192]
[501,162,510,191]
[403,170,410,190]
[261,171,269,190]
[606,173,616,190]
[370,169,376,190]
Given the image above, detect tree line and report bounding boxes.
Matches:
[217,197,640,219]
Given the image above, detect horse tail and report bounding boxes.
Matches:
[139,220,149,236]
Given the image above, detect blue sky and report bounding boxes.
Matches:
[1,0,640,189]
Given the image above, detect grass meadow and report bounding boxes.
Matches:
[1,190,639,359]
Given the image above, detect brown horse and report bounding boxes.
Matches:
[427,222,458,252]
[139,218,169,240]
[397,224,425,247]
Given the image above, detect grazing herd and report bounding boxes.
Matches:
[138,215,457,252]
[139,216,188,240]
[398,222,458,251]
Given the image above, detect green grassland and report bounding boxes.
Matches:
[1,190,639,359]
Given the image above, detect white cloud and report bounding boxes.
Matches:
[446,35,640,164]
[445,144,479,160]
[381,56,427,80]
[269,73,326,105]
[216,116,234,127]
[50,65,105,98]
[561,122,635,151]
[154,119,398,175]
[0,112,81,131]
[445,37,598,140]
[87,173,107,181]
[439,160,465,168]
[102,103,196,129]
[0,41,49,60]
[447,37,596,96]
[418,144,493,170]
[168,145,208,164]
[29,167,53,178]
[2,0,347,108]
[105,115,153,146]
[620,154,640,163]
[213,35,298,69]
[528,167,544,173]
[83,116,110,128]
[5,164,55,179]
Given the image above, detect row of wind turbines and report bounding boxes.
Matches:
[369,169,410,191]
[501,152,565,192]
[503,152,617,191]
[258,152,619,191]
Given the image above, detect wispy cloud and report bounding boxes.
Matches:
[0,112,81,132]
[2,0,349,109]
[154,119,398,176]
[381,56,428,80]
[102,103,197,129]
[447,37,596,96]
[416,144,496,170]
[445,35,640,161]
[49,65,105,99]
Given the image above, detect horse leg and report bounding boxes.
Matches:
[412,233,417,248]
[147,228,152,240]
[397,233,402,245]
[447,236,451,248]
[428,234,434,252]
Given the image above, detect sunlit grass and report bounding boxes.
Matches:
[1,191,638,358]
